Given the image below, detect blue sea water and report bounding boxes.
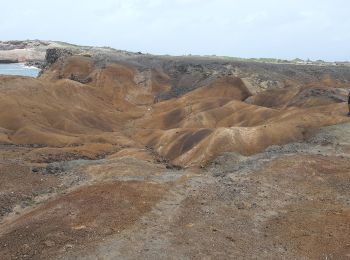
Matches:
[0,63,40,77]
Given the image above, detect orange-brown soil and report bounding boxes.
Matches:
[1,52,350,259]
[0,181,167,259]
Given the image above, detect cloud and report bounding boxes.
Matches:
[240,11,268,25]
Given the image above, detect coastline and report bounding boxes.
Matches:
[22,62,41,70]
[0,62,41,77]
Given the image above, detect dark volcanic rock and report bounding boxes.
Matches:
[0,59,19,64]
[69,74,92,84]
[25,60,46,69]
[45,48,73,65]
[287,87,347,106]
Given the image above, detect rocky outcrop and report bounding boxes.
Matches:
[25,60,46,69]
[45,48,74,65]
[69,73,92,84]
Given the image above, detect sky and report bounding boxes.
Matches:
[1,0,349,61]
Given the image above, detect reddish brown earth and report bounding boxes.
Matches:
[0,49,350,259]
[0,181,167,259]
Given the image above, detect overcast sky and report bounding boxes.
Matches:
[1,0,349,61]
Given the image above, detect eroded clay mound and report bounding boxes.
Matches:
[0,55,349,167]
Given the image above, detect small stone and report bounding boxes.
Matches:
[44,240,55,247]
[64,244,74,251]
[235,201,250,210]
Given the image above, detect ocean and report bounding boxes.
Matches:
[0,63,40,77]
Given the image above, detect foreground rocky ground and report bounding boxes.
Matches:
[0,46,350,259]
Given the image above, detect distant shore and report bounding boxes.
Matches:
[1,40,350,69]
